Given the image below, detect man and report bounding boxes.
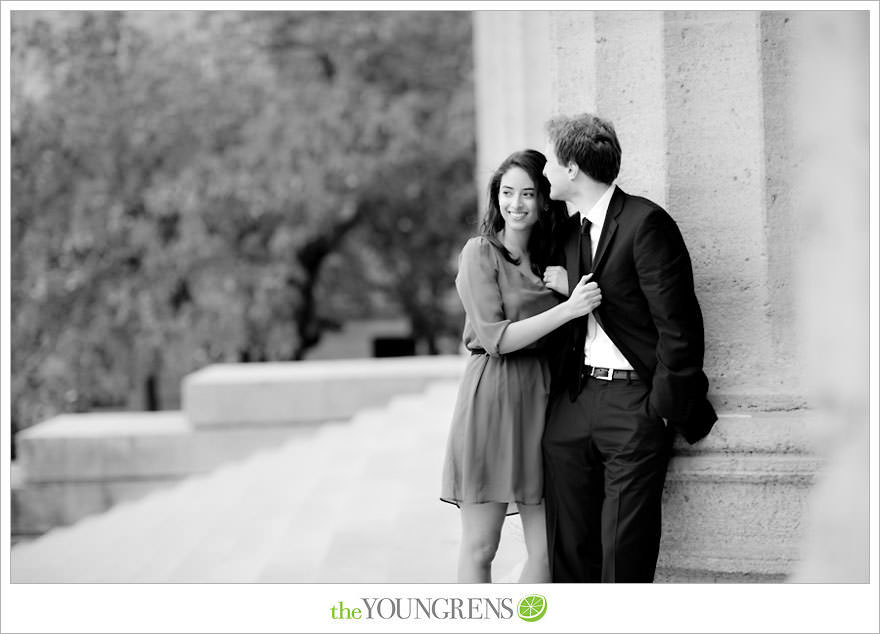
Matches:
[540,113,716,582]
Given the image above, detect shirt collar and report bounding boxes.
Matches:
[580,183,616,228]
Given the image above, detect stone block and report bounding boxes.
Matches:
[182,356,466,427]
[658,410,820,581]
[15,411,320,483]
[11,410,323,538]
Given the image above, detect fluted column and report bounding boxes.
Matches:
[593,11,667,205]
[663,11,790,407]
[473,11,554,187]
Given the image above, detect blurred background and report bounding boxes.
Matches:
[6,8,874,592]
[10,10,476,441]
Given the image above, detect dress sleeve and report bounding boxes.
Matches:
[455,237,511,356]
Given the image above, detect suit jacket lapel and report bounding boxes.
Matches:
[591,185,625,274]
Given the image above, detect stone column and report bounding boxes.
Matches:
[549,12,598,114]
[663,11,792,409]
[473,11,554,187]
[593,11,667,206]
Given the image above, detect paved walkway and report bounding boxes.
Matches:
[11,381,526,583]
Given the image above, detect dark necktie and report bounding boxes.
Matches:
[579,216,592,275]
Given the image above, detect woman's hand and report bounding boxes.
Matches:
[564,274,602,319]
[543,266,569,296]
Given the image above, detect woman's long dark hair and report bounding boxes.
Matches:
[479,149,569,276]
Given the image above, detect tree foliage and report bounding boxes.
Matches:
[11,11,475,435]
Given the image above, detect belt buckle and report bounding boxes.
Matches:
[592,366,613,381]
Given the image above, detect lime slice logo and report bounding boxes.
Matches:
[517,594,547,622]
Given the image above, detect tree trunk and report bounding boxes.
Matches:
[426,334,439,355]
[145,373,159,411]
[144,345,162,411]
[290,202,362,360]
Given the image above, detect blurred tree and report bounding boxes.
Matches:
[304,11,478,354]
[10,10,475,438]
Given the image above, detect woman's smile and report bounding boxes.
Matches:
[498,166,539,231]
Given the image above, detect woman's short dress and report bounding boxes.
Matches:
[440,236,560,511]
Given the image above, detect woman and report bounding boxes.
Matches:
[440,149,602,582]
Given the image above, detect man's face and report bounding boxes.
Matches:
[542,141,569,202]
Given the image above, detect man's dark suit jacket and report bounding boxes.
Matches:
[547,186,716,444]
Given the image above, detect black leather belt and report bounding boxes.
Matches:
[582,365,641,382]
[469,347,543,358]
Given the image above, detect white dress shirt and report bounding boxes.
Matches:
[580,184,634,371]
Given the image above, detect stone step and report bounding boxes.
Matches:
[10,404,391,582]
[124,407,402,583]
[202,416,398,583]
[310,400,458,582]
[148,443,312,583]
[323,479,525,583]
[108,419,360,583]
[11,456,247,582]
[256,389,459,582]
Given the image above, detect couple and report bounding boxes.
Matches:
[440,113,717,583]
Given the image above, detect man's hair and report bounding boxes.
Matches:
[545,113,622,185]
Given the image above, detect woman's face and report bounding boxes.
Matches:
[498,166,539,233]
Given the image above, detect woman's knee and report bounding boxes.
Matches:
[461,535,500,566]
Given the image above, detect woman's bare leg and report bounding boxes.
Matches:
[517,502,551,583]
[457,503,508,583]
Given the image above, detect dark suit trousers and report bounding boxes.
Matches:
[542,375,673,582]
